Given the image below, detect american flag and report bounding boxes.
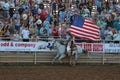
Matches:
[70,15,100,41]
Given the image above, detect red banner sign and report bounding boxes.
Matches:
[76,43,103,53]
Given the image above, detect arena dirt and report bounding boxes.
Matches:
[0,64,120,80]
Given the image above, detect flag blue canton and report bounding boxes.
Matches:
[72,15,84,28]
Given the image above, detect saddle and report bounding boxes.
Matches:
[70,44,76,50]
[65,44,77,56]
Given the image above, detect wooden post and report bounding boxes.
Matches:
[102,40,105,65]
[34,52,37,64]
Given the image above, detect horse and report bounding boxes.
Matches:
[51,40,66,64]
[50,39,88,65]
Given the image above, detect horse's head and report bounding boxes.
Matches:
[49,39,57,50]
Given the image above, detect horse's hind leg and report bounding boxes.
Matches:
[73,53,78,66]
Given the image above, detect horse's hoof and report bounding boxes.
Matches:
[59,60,63,64]
[51,62,54,64]
[73,63,76,66]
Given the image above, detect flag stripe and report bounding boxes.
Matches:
[71,32,99,41]
[84,20,99,30]
[70,28,99,39]
[83,23,99,30]
[70,25,99,36]
[85,20,97,25]
[82,25,99,33]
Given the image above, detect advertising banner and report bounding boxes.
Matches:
[104,43,120,53]
[76,43,104,53]
[0,41,53,52]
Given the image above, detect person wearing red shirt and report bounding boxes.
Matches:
[40,11,47,22]
[29,0,32,4]
[52,26,59,38]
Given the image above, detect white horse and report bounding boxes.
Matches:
[51,40,88,65]
[51,40,66,63]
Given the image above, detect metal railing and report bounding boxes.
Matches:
[1,36,120,43]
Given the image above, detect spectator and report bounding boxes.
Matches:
[52,1,57,15]
[12,10,20,19]
[31,25,39,42]
[48,23,53,36]
[58,2,66,23]
[39,2,44,10]
[39,23,48,37]
[52,25,59,38]
[21,11,28,26]
[29,12,34,28]
[58,23,66,38]
[21,26,30,42]
[113,30,120,42]
[36,19,42,30]
[104,27,113,41]
[46,12,52,24]
[33,4,39,15]
[40,10,47,22]
[8,18,15,34]
[0,25,3,40]
[14,17,21,33]
[2,0,10,18]
[1,23,11,41]
[9,4,15,17]
[66,8,71,24]
[22,2,29,12]
[44,18,50,35]
[100,27,106,40]
[18,5,24,15]
[14,0,20,6]
[12,30,21,41]
[113,17,120,31]
[97,18,107,29]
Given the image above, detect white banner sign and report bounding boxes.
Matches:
[0,41,53,52]
[104,43,120,53]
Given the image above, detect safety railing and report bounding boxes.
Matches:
[1,36,120,43]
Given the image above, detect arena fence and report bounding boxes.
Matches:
[0,38,120,64]
[0,52,120,64]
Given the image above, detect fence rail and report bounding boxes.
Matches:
[0,37,120,43]
[0,52,120,64]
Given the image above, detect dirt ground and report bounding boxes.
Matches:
[0,64,120,80]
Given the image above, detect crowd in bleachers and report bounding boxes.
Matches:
[0,0,120,42]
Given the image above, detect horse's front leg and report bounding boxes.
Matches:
[68,51,72,65]
[58,54,66,64]
[52,54,60,64]
[69,55,72,65]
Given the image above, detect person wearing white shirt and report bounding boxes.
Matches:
[21,26,30,42]
[36,0,42,4]
[104,27,113,42]
[2,0,10,18]
[113,30,120,43]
